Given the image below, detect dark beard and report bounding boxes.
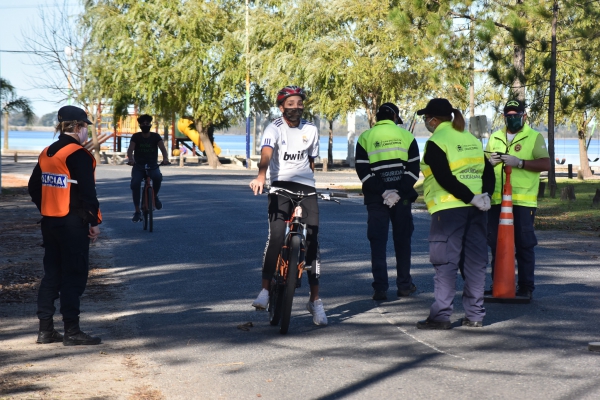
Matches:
[140,126,151,133]
[283,108,304,124]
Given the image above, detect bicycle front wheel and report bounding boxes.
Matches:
[269,283,284,326]
[280,235,301,334]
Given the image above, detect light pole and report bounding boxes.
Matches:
[245,0,250,169]
[64,46,74,105]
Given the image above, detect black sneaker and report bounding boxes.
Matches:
[132,211,142,223]
[397,283,417,297]
[516,287,533,299]
[63,330,102,346]
[461,318,483,328]
[372,290,388,301]
[36,329,63,344]
[416,318,452,330]
[154,196,162,210]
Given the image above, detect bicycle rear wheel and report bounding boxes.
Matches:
[147,186,154,232]
[279,235,301,334]
[142,182,148,230]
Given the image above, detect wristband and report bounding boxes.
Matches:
[517,159,524,169]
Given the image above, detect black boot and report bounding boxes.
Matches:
[36,318,63,344]
[63,322,102,346]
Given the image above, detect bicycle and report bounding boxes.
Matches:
[139,164,158,232]
[266,188,339,334]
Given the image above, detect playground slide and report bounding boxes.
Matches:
[177,118,222,156]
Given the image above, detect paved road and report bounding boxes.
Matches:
[4,160,600,399]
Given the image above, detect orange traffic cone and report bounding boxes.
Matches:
[492,165,516,298]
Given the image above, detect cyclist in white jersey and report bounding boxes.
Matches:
[249,86,327,326]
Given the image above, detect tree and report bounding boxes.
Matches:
[86,0,270,168]
[396,1,600,193]
[1,77,35,190]
[1,77,35,150]
[39,112,59,127]
[8,112,39,127]
[22,0,103,162]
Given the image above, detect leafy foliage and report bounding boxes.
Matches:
[0,78,35,124]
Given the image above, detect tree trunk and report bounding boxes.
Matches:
[3,111,9,150]
[592,189,600,205]
[512,0,526,101]
[560,185,575,201]
[195,119,221,169]
[469,19,475,119]
[328,119,333,166]
[547,1,558,198]
[364,94,379,128]
[578,128,592,179]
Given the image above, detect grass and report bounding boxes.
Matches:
[535,179,600,232]
[337,179,600,233]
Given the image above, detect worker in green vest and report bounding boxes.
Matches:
[485,99,550,300]
[355,103,420,301]
[417,98,495,330]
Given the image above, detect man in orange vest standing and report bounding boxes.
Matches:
[28,106,103,346]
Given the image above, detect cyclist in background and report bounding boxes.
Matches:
[127,114,170,223]
[249,85,327,326]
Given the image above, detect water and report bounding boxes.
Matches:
[2,130,600,166]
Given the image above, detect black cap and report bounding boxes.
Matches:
[416,98,453,117]
[377,103,403,124]
[57,105,93,125]
[137,114,153,124]
[503,99,526,114]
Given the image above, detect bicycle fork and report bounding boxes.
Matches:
[278,206,307,286]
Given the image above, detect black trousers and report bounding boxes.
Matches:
[366,200,414,292]
[262,183,320,287]
[131,164,163,207]
[37,214,90,326]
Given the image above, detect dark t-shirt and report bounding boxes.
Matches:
[131,132,162,165]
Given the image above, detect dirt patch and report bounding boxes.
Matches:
[0,192,164,399]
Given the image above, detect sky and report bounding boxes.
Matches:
[0,0,81,117]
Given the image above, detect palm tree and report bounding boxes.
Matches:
[1,77,35,150]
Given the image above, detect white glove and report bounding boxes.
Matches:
[482,194,491,211]
[382,189,398,199]
[470,193,490,211]
[489,153,502,167]
[383,192,401,208]
[500,154,521,167]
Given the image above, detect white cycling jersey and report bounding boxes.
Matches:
[261,117,319,187]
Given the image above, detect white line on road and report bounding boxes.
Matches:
[376,305,465,360]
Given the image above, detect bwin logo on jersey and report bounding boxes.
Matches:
[283,151,306,161]
[41,173,69,188]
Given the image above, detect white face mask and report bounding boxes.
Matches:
[78,127,88,144]
[424,117,436,133]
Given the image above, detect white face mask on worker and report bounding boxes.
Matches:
[78,127,88,144]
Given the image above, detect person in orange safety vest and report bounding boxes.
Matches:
[28,105,103,346]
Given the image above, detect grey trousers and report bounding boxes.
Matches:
[428,207,488,322]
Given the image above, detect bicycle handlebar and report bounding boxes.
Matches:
[267,187,341,204]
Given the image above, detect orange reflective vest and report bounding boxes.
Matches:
[39,143,102,223]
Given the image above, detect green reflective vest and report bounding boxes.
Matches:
[486,124,541,207]
[421,121,484,214]
[357,120,413,164]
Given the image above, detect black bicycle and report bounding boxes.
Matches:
[267,188,339,334]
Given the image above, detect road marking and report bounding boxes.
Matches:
[376,305,465,360]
